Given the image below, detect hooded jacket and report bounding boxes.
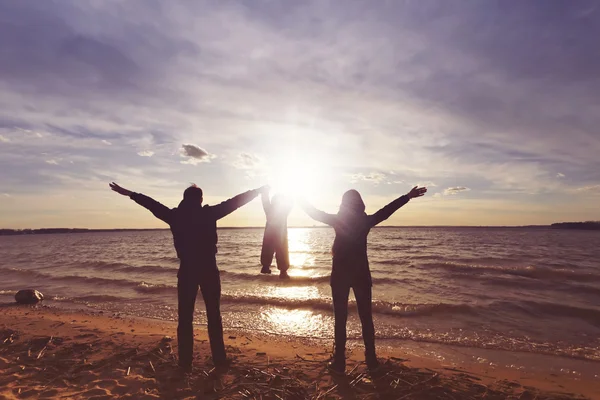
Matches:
[130,189,260,273]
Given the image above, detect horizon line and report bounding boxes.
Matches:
[1,225,554,231]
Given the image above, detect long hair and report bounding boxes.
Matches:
[338,189,366,215]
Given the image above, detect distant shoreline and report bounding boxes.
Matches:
[1,222,598,236]
[0,225,552,236]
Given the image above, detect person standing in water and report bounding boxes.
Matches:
[300,186,427,374]
[109,182,268,371]
[260,188,292,279]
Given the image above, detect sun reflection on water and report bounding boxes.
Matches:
[263,285,320,301]
[261,308,328,337]
[287,228,317,275]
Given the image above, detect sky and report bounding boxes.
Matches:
[1,0,599,228]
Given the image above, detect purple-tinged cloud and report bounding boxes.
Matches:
[443,187,471,195]
[577,185,600,192]
[180,144,215,165]
[350,172,386,184]
[137,150,154,157]
[233,153,263,170]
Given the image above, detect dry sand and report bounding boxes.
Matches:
[0,304,598,399]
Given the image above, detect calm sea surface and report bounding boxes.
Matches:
[1,227,599,362]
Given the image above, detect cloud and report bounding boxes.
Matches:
[137,150,154,157]
[416,181,437,188]
[45,159,60,165]
[180,144,216,165]
[443,186,471,195]
[576,185,600,192]
[0,1,599,226]
[556,173,565,178]
[233,152,263,170]
[102,140,112,145]
[350,172,387,184]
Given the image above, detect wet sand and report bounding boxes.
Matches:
[0,304,597,399]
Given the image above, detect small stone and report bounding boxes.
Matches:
[15,289,44,304]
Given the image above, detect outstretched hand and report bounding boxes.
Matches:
[258,185,270,195]
[407,186,427,199]
[109,182,133,197]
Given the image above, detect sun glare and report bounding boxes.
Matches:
[268,156,326,198]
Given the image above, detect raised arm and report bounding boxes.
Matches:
[209,186,268,220]
[261,188,271,215]
[109,182,173,225]
[298,198,337,226]
[368,186,427,227]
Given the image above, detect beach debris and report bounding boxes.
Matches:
[1,330,17,344]
[36,346,46,359]
[0,325,582,400]
[161,336,172,342]
[256,352,266,356]
[15,289,44,304]
[228,335,237,339]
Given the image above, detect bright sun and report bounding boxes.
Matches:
[268,156,325,198]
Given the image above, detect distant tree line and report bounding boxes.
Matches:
[550,221,600,230]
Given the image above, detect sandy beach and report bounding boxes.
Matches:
[0,304,597,399]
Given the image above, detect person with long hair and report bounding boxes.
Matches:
[300,186,427,374]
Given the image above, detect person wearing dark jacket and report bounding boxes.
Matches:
[109,182,267,370]
[300,186,427,375]
[260,189,292,279]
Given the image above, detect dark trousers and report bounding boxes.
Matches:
[177,268,225,366]
[331,283,375,359]
[260,236,290,272]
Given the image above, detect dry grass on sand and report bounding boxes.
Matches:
[0,306,593,399]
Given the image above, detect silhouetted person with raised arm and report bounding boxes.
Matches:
[260,188,292,279]
[300,186,427,375]
[109,182,268,371]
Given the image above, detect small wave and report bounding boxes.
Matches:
[0,267,172,292]
[220,270,330,284]
[375,259,404,266]
[220,294,475,318]
[219,271,413,286]
[85,261,176,275]
[153,256,179,263]
[73,294,127,303]
[507,301,600,326]
[134,282,176,294]
[79,261,130,270]
[422,262,600,282]
[42,293,141,304]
